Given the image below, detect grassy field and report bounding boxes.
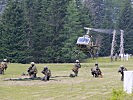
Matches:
[0,57,133,100]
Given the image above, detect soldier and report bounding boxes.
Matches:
[0,63,4,74]
[91,63,102,78]
[95,63,102,78]
[41,67,51,81]
[27,62,38,79]
[72,60,81,76]
[1,59,8,70]
[118,65,127,81]
[0,59,8,74]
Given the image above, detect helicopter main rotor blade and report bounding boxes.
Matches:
[84,27,123,34]
[91,28,114,34]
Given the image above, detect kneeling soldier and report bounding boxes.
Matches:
[72,60,81,77]
[27,62,38,79]
[41,67,51,81]
[95,63,103,78]
[1,59,8,71]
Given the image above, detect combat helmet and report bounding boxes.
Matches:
[3,59,7,62]
[31,62,35,65]
[76,60,79,63]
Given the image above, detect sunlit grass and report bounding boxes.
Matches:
[0,57,133,100]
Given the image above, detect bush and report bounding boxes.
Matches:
[110,89,133,100]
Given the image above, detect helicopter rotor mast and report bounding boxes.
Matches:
[84,27,92,35]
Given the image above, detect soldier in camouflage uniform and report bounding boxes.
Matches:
[41,67,51,81]
[1,59,8,70]
[95,63,102,78]
[0,59,8,74]
[27,62,38,79]
[72,60,81,76]
[91,63,102,78]
[118,65,127,81]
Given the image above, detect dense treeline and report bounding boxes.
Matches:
[0,0,133,63]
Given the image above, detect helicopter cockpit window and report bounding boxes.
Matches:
[76,37,90,45]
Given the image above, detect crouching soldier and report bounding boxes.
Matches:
[118,65,127,81]
[41,67,51,81]
[71,60,81,77]
[91,63,102,78]
[1,59,8,71]
[95,63,103,78]
[27,62,38,79]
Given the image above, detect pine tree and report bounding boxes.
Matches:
[76,0,92,28]
[99,0,114,56]
[25,0,48,63]
[0,0,29,63]
[61,0,87,62]
[118,0,133,54]
[40,0,68,63]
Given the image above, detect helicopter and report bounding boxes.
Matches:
[76,27,124,60]
[76,27,99,59]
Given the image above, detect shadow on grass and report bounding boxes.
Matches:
[51,76,69,78]
[4,77,59,81]
[4,77,41,81]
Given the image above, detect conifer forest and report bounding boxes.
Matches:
[0,0,133,63]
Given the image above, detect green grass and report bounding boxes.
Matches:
[83,57,112,63]
[0,57,133,100]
